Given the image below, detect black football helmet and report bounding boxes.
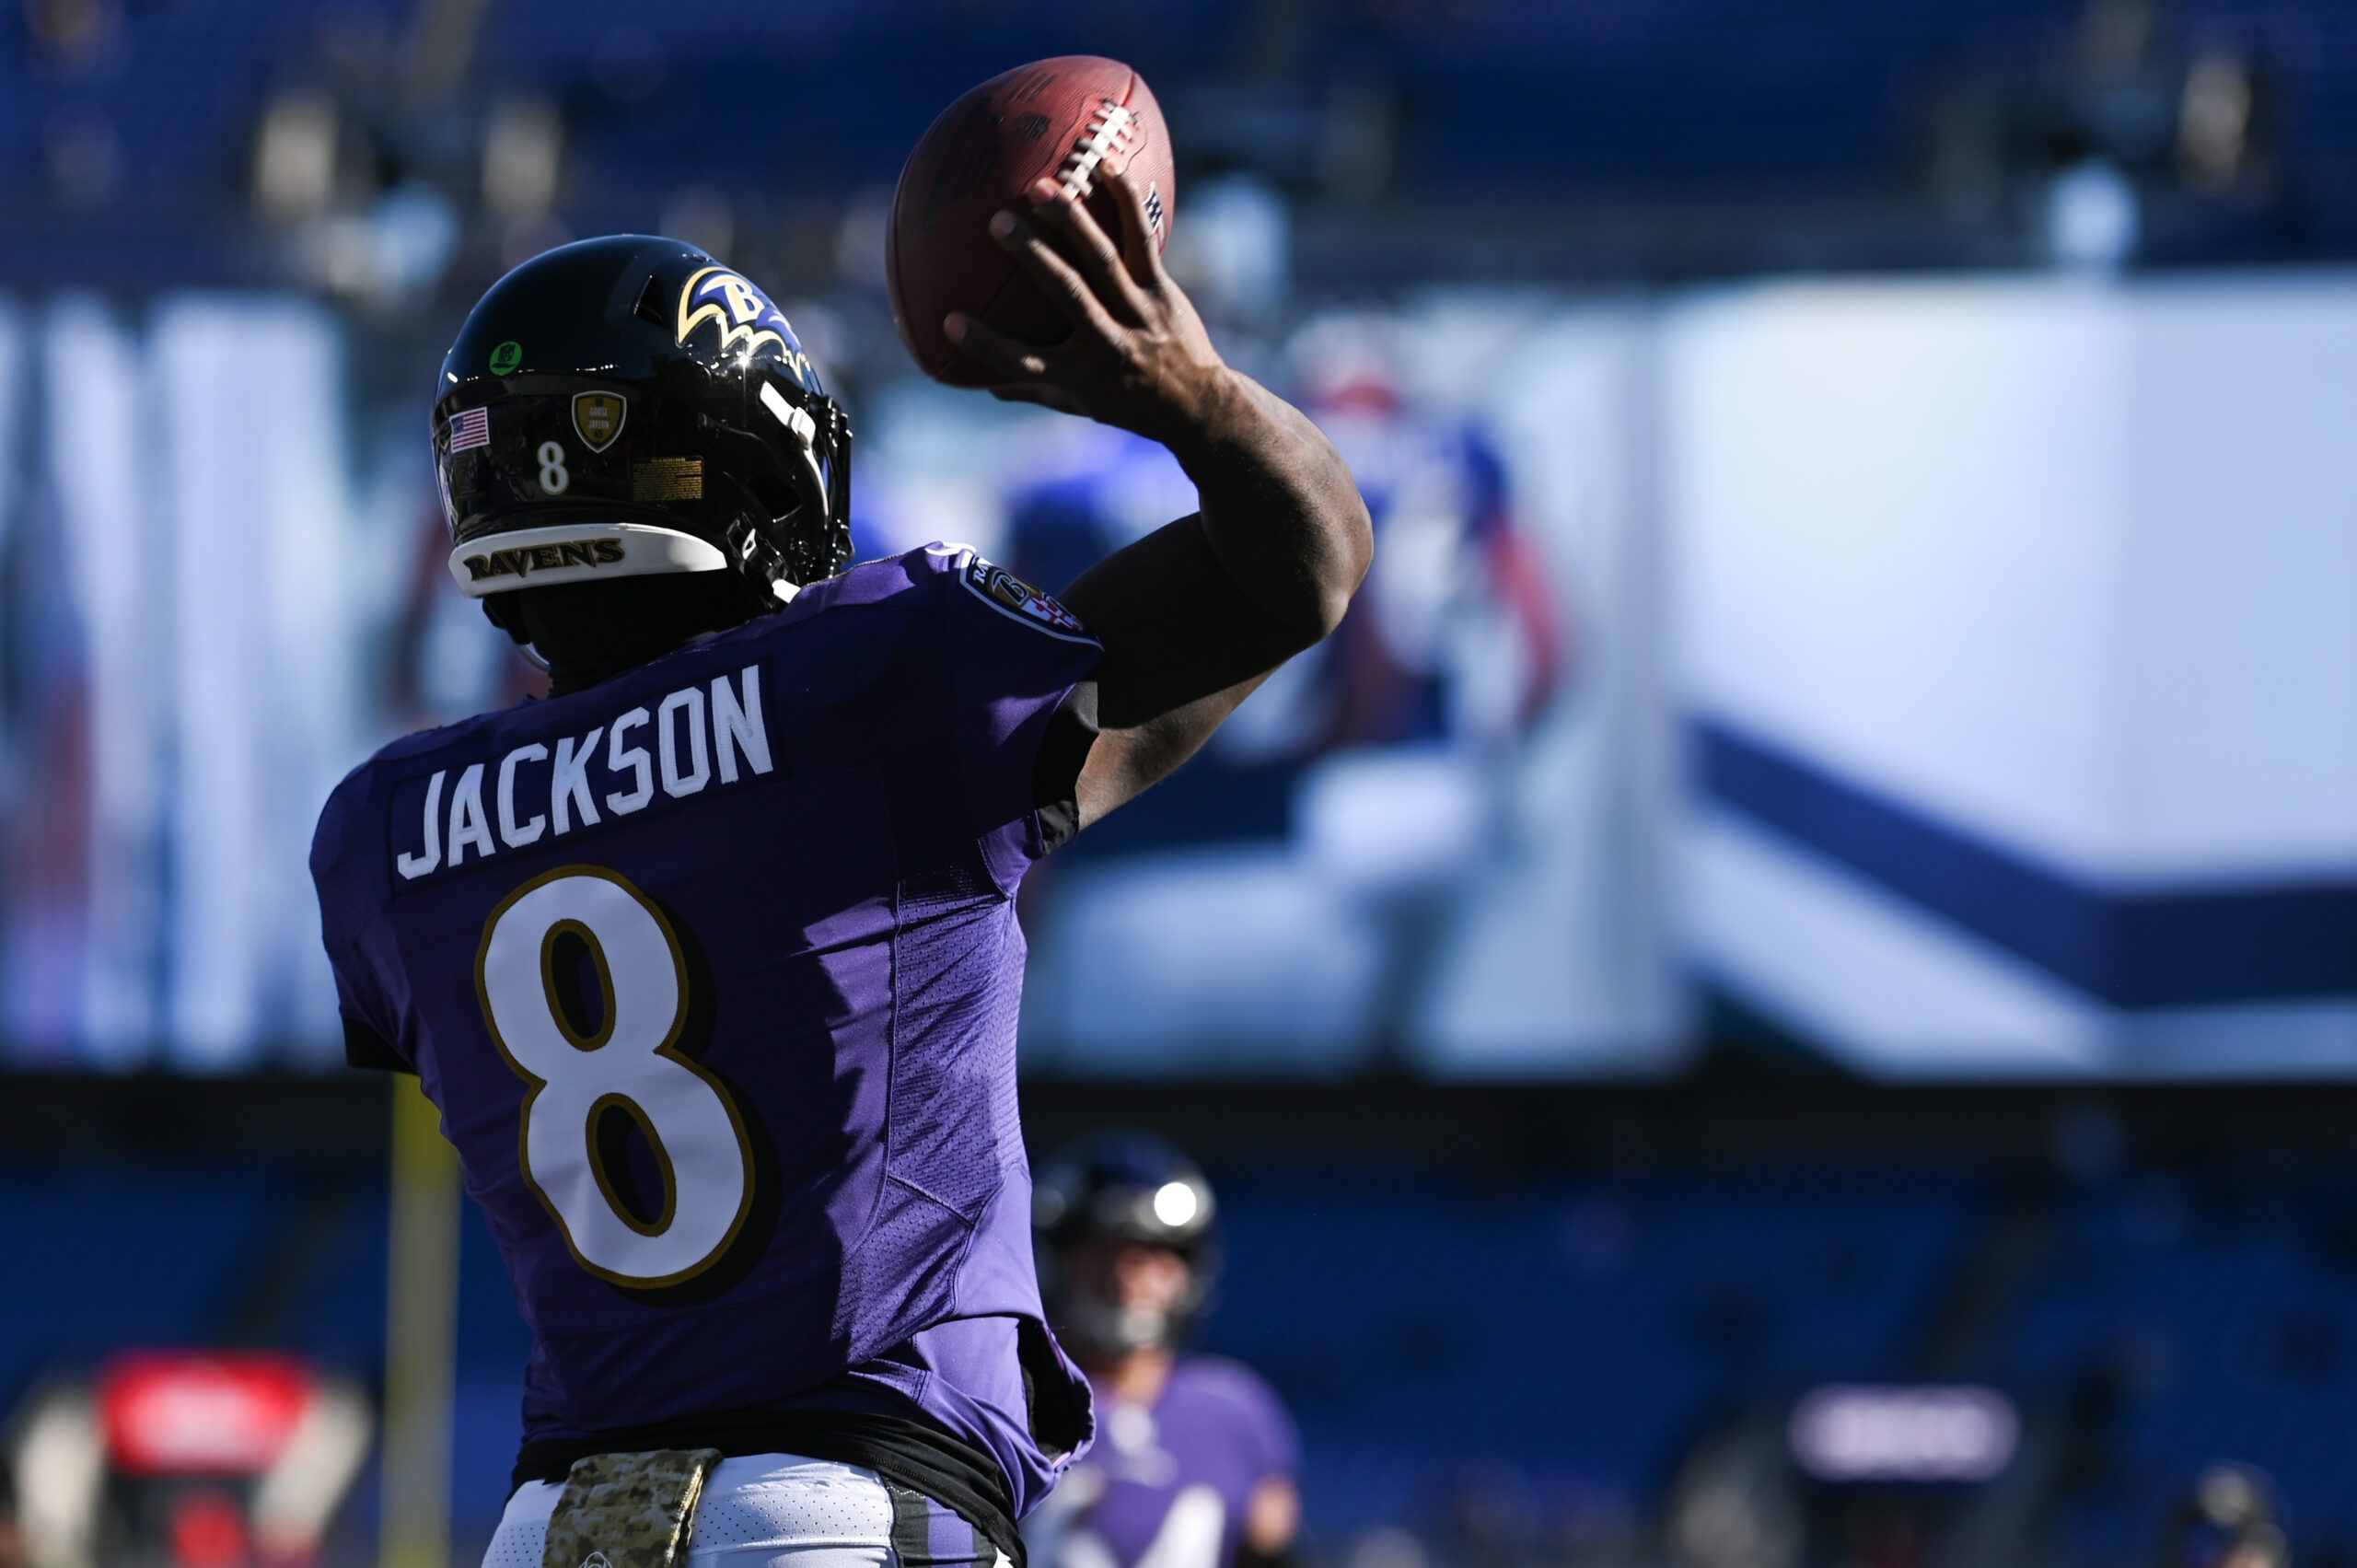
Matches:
[434,235,852,643]
[1034,1132,1220,1356]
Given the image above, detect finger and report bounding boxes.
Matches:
[1096,159,1167,289]
[988,382,1088,417]
[1026,176,1148,323]
[943,311,1055,381]
[991,209,1118,336]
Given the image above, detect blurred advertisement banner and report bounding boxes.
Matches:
[6,278,2356,1075]
[1,300,359,1068]
[1011,301,1679,1076]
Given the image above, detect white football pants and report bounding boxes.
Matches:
[484,1454,901,1568]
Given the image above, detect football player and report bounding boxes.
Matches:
[309,163,1367,1566]
[1026,1136,1299,1568]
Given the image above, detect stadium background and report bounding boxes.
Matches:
[3,0,2356,1562]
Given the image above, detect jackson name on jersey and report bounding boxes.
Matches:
[391,663,771,879]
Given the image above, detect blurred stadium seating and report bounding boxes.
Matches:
[10,1083,2357,1563]
[0,1153,2002,1557]
[1983,1174,2357,1559]
[0,1170,280,1417]
[14,0,2357,288]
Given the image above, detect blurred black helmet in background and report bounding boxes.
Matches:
[1034,1131,1221,1357]
[433,235,852,645]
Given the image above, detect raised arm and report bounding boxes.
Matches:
[944,162,1372,831]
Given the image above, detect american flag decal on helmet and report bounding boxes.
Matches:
[448,406,490,452]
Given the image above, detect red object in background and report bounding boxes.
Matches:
[168,1489,254,1568]
[97,1353,316,1477]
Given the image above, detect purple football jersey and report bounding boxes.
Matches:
[1028,1358,1298,1568]
[309,544,1100,1519]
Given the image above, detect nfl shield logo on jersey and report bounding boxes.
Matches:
[572,392,627,452]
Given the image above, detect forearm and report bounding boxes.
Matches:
[951,163,1373,828]
[1166,369,1372,643]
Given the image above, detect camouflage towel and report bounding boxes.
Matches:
[540,1448,723,1568]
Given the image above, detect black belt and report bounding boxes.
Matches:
[513,1409,1023,1568]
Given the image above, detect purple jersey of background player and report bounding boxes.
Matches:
[308,543,1098,1518]
[1030,1358,1297,1568]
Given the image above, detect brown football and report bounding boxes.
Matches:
[888,55,1175,386]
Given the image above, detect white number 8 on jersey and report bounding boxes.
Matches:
[478,865,753,1288]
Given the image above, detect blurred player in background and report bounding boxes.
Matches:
[998,313,1573,1070]
[310,160,1367,1567]
[2160,1466,2288,1568]
[1004,319,1565,817]
[1286,318,1565,757]
[1025,1135,1299,1568]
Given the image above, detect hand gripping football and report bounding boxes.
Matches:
[888,55,1176,385]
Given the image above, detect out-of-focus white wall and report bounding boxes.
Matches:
[1666,275,2357,1074]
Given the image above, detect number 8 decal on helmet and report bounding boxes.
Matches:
[477,865,753,1287]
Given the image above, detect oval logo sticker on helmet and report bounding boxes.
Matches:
[675,267,812,385]
[572,391,627,453]
[489,340,523,375]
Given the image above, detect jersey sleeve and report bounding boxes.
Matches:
[309,765,412,1074]
[921,544,1104,890]
[329,952,407,1073]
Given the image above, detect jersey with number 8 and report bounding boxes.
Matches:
[309,544,1101,1521]
[480,866,751,1286]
